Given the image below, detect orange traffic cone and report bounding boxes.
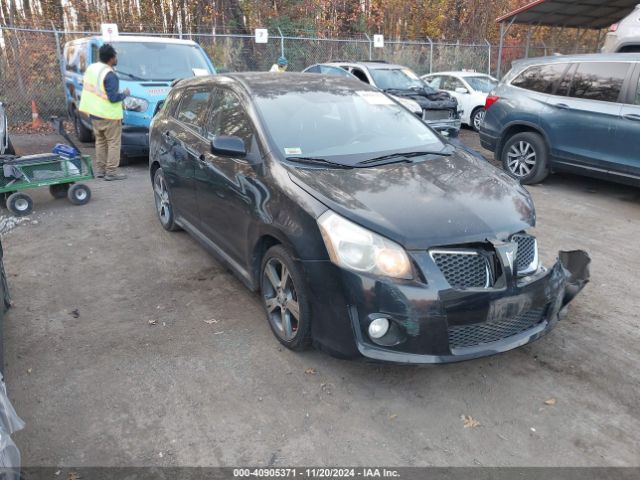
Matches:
[31,100,42,129]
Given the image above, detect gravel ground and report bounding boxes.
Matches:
[2,129,639,467]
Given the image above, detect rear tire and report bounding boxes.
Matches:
[50,183,70,199]
[67,183,91,205]
[153,168,180,231]
[470,107,485,132]
[501,132,549,185]
[260,245,312,351]
[6,192,33,216]
[74,113,93,143]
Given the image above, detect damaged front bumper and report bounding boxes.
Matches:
[428,118,462,137]
[306,250,590,364]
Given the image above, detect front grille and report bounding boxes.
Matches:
[431,250,490,289]
[512,234,537,273]
[422,109,452,121]
[448,307,546,349]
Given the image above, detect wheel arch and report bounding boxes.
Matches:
[497,122,549,160]
[150,160,161,184]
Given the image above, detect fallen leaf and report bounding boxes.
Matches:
[27,368,32,374]
[69,309,80,318]
[544,398,557,406]
[461,414,480,428]
[304,368,317,375]
[148,319,157,326]
[68,472,81,480]
[203,319,218,325]
[389,414,398,420]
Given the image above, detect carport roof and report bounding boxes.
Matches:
[496,0,639,29]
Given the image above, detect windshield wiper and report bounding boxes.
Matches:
[116,70,146,81]
[357,150,451,167]
[285,156,353,169]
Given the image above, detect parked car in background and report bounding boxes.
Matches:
[602,4,640,53]
[422,71,498,131]
[481,53,640,186]
[0,103,15,156]
[308,61,461,136]
[149,72,589,363]
[63,36,216,162]
[302,62,423,117]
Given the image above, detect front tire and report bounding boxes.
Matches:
[471,107,485,132]
[74,113,93,143]
[501,131,549,185]
[67,183,91,205]
[260,245,312,351]
[153,168,180,231]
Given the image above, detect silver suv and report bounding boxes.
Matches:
[602,4,640,53]
[480,54,640,186]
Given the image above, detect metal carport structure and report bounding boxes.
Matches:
[495,0,639,77]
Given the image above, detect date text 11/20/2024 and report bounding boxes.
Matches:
[233,468,401,478]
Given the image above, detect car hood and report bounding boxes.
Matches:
[384,87,458,110]
[286,149,535,250]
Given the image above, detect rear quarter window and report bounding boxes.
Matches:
[568,62,630,103]
[510,63,568,94]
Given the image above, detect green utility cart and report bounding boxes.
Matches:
[0,118,93,217]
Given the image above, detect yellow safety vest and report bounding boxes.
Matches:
[78,63,123,120]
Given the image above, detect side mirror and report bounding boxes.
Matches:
[455,87,469,94]
[211,135,246,157]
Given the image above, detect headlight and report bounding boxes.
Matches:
[394,96,422,115]
[318,211,413,279]
[123,96,149,112]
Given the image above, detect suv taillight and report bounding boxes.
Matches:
[609,23,618,32]
[485,95,500,110]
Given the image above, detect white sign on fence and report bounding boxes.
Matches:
[255,29,269,44]
[101,23,119,41]
[373,34,384,48]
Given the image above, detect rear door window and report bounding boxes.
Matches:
[555,63,578,97]
[175,88,212,133]
[443,76,466,91]
[568,62,630,103]
[511,63,567,94]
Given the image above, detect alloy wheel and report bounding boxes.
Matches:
[507,141,537,178]
[473,109,485,131]
[262,258,300,341]
[153,172,171,225]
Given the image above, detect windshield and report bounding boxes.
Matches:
[369,68,425,91]
[465,76,498,93]
[254,89,443,165]
[111,42,211,81]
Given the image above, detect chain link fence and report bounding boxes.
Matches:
[0,26,596,124]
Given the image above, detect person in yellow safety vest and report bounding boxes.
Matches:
[269,56,289,73]
[78,44,130,181]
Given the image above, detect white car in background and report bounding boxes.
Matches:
[602,4,640,53]
[421,72,498,131]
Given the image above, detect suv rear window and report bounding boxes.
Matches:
[511,63,567,94]
[568,62,630,103]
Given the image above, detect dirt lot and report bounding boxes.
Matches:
[2,130,640,467]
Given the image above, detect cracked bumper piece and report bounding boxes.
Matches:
[305,250,590,364]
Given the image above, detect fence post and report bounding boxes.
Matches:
[365,33,372,61]
[541,40,548,56]
[277,27,285,58]
[484,39,491,76]
[51,23,66,97]
[427,37,433,73]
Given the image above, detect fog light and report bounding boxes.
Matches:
[368,317,390,339]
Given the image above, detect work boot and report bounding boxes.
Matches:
[104,173,127,181]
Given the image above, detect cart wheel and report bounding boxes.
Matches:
[50,183,71,199]
[68,183,91,205]
[6,192,33,216]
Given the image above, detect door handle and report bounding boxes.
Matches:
[623,113,640,122]
[554,103,570,110]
